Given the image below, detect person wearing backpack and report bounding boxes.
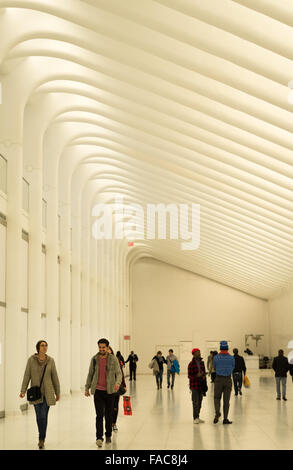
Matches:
[166,349,179,389]
[85,338,122,447]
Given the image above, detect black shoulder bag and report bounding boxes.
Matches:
[27,363,48,402]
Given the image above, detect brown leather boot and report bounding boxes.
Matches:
[38,440,45,449]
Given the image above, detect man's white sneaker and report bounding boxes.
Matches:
[194,418,204,424]
[96,439,103,447]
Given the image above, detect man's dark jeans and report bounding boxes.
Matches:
[94,390,115,439]
[167,369,175,387]
[232,371,243,395]
[112,394,120,424]
[130,364,137,380]
[34,397,50,440]
[156,370,163,387]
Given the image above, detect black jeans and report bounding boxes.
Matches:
[34,397,50,441]
[94,390,115,439]
[112,394,120,424]
[155,370,163,387]
[167,370,175,387]
[232,372,243,395]
[211,372,216,383]
[130,364,136,380]
[191,389,203,419]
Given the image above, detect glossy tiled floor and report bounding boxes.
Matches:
[1,370,293,450]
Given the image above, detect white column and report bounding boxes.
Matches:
[0,71,26,414]
[59,202,71,396]
[43,126,60,368]
[80,204,90,382]
[44,188,60,365]
[113,241,119,350]
[24,101,46,350]
[3,143,24,414]
[71,212,81,391]
[90,236,98,355]
[97,239,105,337]
[104,240,110,340]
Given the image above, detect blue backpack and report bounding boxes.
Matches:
[171,359,180,374]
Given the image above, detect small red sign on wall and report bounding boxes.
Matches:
[128,242,134,247]
[124,335,131,340]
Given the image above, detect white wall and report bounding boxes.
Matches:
[0,223,6,304]
[268,287,293,359]
[131,258,269,374]
[0,222,6,415]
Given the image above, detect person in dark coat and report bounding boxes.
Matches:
[232,348,246,396]
[125,351,139,381]
[272,350,290,400]
[152,351,167,389]
[116,351,125,367]
[109,347,126,432]
[188,348,206,424]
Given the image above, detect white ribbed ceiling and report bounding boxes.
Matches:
[1,0,293,300]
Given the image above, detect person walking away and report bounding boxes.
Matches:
[108,346,127,432]
[232,348,246,396]
[125,351,139,381]
[188,348,206,424]
[85,338,122,447]
[152,351,167,389]
[213,341,235,424]
[209,351,217,383]
[20,340,60,449]
[207,351,213,377]
[166,349,178,389]
[272,349,290,401]
[116,351,125,367]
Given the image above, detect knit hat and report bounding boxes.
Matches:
[192,348,200,355]
[220,341,229,350]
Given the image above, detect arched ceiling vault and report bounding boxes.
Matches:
[1,0,293,300]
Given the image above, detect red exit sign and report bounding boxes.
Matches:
[124,335,131,340]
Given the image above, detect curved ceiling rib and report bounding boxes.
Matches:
[1,0,292,300]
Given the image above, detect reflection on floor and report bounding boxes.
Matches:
[1,370,293,450]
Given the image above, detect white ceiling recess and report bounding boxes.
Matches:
[1,0,293,300]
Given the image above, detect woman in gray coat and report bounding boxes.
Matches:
[20,340,60,449]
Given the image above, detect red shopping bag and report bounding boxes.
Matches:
[123,396,132,415]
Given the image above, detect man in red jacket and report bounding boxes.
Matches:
[188,348,206,424]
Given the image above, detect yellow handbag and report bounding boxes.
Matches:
[243,375,250,388]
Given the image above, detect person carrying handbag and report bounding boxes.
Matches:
[20,340,60,449]
[150,352,167,389]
